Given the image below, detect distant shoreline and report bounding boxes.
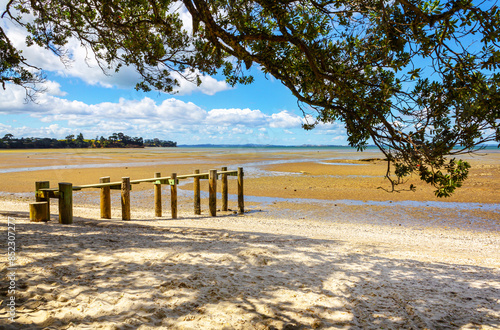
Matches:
[1,144,498,151]
[178,144,499,150]
[0,132,176,149]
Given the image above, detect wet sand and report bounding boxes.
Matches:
[0,147,499,329]
[1,147,499,203]
[1,147,499,231]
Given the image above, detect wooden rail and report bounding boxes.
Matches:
[31,168,244,224]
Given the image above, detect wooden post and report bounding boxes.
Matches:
[170,173,177,219]
[221,167,228,211]
[30,202,48,222]
[100,177,111,219]
[154,172,162,217]
[58,182,73,224]
[209,169,217,217]
[35,181,50,221]
[238,167,244,214]
[121,177,131,220]
[194,169,201,215]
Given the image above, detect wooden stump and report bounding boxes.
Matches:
[170,173,178,219]
[58,182,73,224]
[209,169,217,216]
[121,177,131,220]
[35,181,50,221]
[154,172,162,217]
[221,167,228,211]
[238,167,244,214]
[194,169,201,215]
[100,177,111,219]
[30,202,48,222]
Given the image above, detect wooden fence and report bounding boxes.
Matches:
[29,167,244,224]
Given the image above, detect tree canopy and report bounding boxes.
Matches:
[2,0,499,196]
[1,15,43,98]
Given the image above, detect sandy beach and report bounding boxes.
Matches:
[1,147,499,329]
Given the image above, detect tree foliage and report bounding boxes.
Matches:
[2,0,499,196]
[0,13,43,99]
[0,132,176,148]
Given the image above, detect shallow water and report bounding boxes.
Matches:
[0,157,365,174]
[198,190,500,211]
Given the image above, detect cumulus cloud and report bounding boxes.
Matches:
[331,136,345,141]
[43,81,68,97]
[269,110,303,128]
[172,70,232,95]
[0,123,75,138]
[206,108,268,126]
[0,83,307,139]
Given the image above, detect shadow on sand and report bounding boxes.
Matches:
[1,209,499,329]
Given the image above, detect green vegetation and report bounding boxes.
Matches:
[0,133,176,149]
[1,1,499,196]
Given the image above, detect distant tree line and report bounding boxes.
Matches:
[143,138,177,148]
[0,133,177,149]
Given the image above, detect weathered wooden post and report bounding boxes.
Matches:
[170,173,178,219]
[58,182,73,224]
[154,172,162,217]
[209,169,217,216]
[121,177,131,220]
[238,167,244,214]
[30,202,48,222]
[221,166,228,211]
[100,176,111,219]
[35,181,50,220]
[194,169,201,215]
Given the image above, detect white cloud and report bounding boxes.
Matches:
[206,108,268,126]
[269,111,303,128]
[0,86,31,113]
[0,123,75,138]
[172,70,231,95]
[42,81,67,97]
[157,98,207,121]
[231,127,253,134]
[0,83,303,136]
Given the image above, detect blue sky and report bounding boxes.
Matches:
[0,3,348,146]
